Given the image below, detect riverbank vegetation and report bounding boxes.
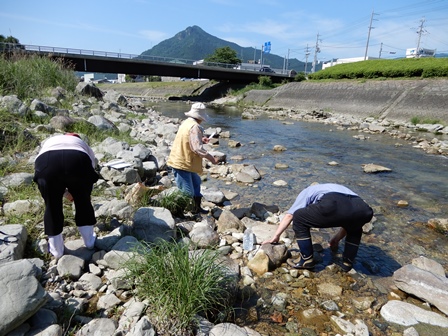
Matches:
[125,240,235,335]
[0,53,78,101]
[308,57,448,80]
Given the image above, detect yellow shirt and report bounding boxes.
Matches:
[167,118,203,174]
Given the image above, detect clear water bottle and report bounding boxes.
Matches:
[243,228,255,251]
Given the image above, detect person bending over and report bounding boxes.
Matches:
[262,183,373,272]
[34,133,99,259]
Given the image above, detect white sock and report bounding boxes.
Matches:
[78,225,96,249]
[48,234,64,258]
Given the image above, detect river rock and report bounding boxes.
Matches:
[247,249,269,275]
[362,163,392,173]
[273,179,288,186]
[132,207,176,243]
[0,259,48,335]
[427,218,448,235]
[411,255,446,277]
[393,264,448,315]
[380,300,448,327]
[235,172,255,183]
[273,145,286,151]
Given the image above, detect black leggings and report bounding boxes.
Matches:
[34,150,99,236]
[292,192,373,247]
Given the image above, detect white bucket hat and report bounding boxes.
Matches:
[184,102,208,121]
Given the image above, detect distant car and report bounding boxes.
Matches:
[259,67,275,73]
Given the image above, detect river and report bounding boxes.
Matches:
[152,101,448,277]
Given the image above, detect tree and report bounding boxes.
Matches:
[204,46,241,66]
[0,35,20,44]
[0,34,24,52]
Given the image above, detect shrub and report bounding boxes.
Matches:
[258,75,273,87]
[294,72,306,82]
[308,58,448,80]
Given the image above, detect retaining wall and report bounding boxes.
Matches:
[242,79,448,123]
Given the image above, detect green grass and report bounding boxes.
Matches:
[149,189,193,217]
[308,57,448,80]
[227,75,278,97]
[124,240,235,335]
[0,108,41,155]
[410,116,441,125]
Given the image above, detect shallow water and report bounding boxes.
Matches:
[153,101,448,276]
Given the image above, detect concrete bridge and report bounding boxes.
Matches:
[1,43,293,84]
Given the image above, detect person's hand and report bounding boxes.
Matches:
[64,190,74,202]
[262,236,279,245]
[202,136,210,144]
[329,237,339,252]
[329,228,347,252]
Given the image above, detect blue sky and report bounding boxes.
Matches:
[1,0,447,62]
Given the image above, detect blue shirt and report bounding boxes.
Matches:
[287,183,358,214]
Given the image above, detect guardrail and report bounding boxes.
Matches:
[0,42,240,70]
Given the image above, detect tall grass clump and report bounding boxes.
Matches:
[150,189,194,217]
[0,108,40,154]
[124,240,236,335]
[0,52,78,101]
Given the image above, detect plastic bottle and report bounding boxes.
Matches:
[243,228,255,251]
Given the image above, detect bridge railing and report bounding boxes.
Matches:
[0,42,268,71]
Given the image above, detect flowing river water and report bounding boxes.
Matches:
[153,101,448,278]
[146,101,448,334]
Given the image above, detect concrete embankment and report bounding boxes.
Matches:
[100,79,448,124]
[242,79,448,124]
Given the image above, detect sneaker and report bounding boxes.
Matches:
[338,259,353,272]
[286,255,315,269]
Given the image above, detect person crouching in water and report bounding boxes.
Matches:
[167,102,218,214]
[33,133,99,259]
[262,183,373,272]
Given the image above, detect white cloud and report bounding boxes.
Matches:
[223,36,257,48]
[139,30,170,43]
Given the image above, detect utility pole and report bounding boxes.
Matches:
[253,47,257,63]
[364,10,379,60]
[311,34,321,73]
[378,42,383,59]
[304,44,310,75]
[415,17,426,58]
[285,48,290,74]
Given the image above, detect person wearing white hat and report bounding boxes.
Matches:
[167,102,219,214]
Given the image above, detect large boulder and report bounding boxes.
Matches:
[393,264,448,315]
[0,260,48,335]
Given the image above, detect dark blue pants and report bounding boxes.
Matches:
[34,150,99,236]
[293,192,373,262]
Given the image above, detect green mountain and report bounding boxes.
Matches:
[140,25,316,72]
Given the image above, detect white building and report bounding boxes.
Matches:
[322,56,378,70]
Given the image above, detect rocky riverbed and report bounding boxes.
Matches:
[0,82,447,336]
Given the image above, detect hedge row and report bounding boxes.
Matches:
[308,58,448,80]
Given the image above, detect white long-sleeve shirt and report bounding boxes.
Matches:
[36,134,97,168]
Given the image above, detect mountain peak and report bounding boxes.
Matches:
[140,26,307,71]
